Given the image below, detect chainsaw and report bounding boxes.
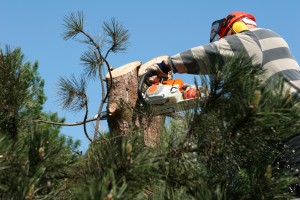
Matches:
[138,70,209,116]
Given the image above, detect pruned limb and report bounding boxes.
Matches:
[105,61,142,134]
[105,57,169,146]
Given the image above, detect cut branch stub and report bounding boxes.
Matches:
[105,61,141,135]
[105,57,168,146]
[137,56,169,146]
[138,55,170,77]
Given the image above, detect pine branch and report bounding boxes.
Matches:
[62,11,84,40]
[62,12,122,142]
[103,18,129,53]
[80,46,103,80]
[57,74,87,112]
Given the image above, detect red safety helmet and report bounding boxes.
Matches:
[210,11,256,42]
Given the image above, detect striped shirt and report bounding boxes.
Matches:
[170,28,300,93]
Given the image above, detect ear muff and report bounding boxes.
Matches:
[232,21,248,33]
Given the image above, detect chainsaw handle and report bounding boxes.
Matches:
[138,70,155,105]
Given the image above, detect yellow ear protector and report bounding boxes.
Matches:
[232,21,248,33]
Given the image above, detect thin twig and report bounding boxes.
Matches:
[82,93,93,142]
[35,118,97,126]
[93,58,112,140]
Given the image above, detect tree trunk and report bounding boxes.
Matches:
[105,56,168,146]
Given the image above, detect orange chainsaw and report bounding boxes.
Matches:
[138,70,208,115]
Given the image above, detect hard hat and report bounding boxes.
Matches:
[210,11,256,42]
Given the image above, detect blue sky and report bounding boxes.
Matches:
[1,1,300,151]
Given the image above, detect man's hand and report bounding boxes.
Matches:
[147,75,161,84]
[146,60,171,78]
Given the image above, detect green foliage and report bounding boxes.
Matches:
[62,11,129,81]
[0,124,80,200]
[103,18,129,53]
[1,26,299,200]
[161,55,300,199]
[62,11,84,40]
[74,134,162,200]
[60,11,130,121]
[60,12,131,143]
[70,55,300,199]
[0,46,46,138]
[0,46,80,199]
[57,74,88,112]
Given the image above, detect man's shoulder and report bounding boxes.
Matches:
[250,27,272,32]
[249,27,281,38]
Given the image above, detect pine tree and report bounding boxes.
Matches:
[70,55,300,199]
[2,22,299,200]
[58,11,130,142]
[155,55,300,199]
[0,46,80,199]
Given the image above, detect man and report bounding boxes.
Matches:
[148,11,300,95]
[147,11,300,196]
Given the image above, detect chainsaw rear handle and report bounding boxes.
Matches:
[138,70,156,105]
[138,70,169,105]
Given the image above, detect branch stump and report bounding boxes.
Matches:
[105,56,168,146]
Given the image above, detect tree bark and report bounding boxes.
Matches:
[105,61,141,135]
[137,56,169,146]
[105,56,168,146]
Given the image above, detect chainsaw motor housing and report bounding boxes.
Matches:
[138,70,208,115]
[144,79,184,105]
